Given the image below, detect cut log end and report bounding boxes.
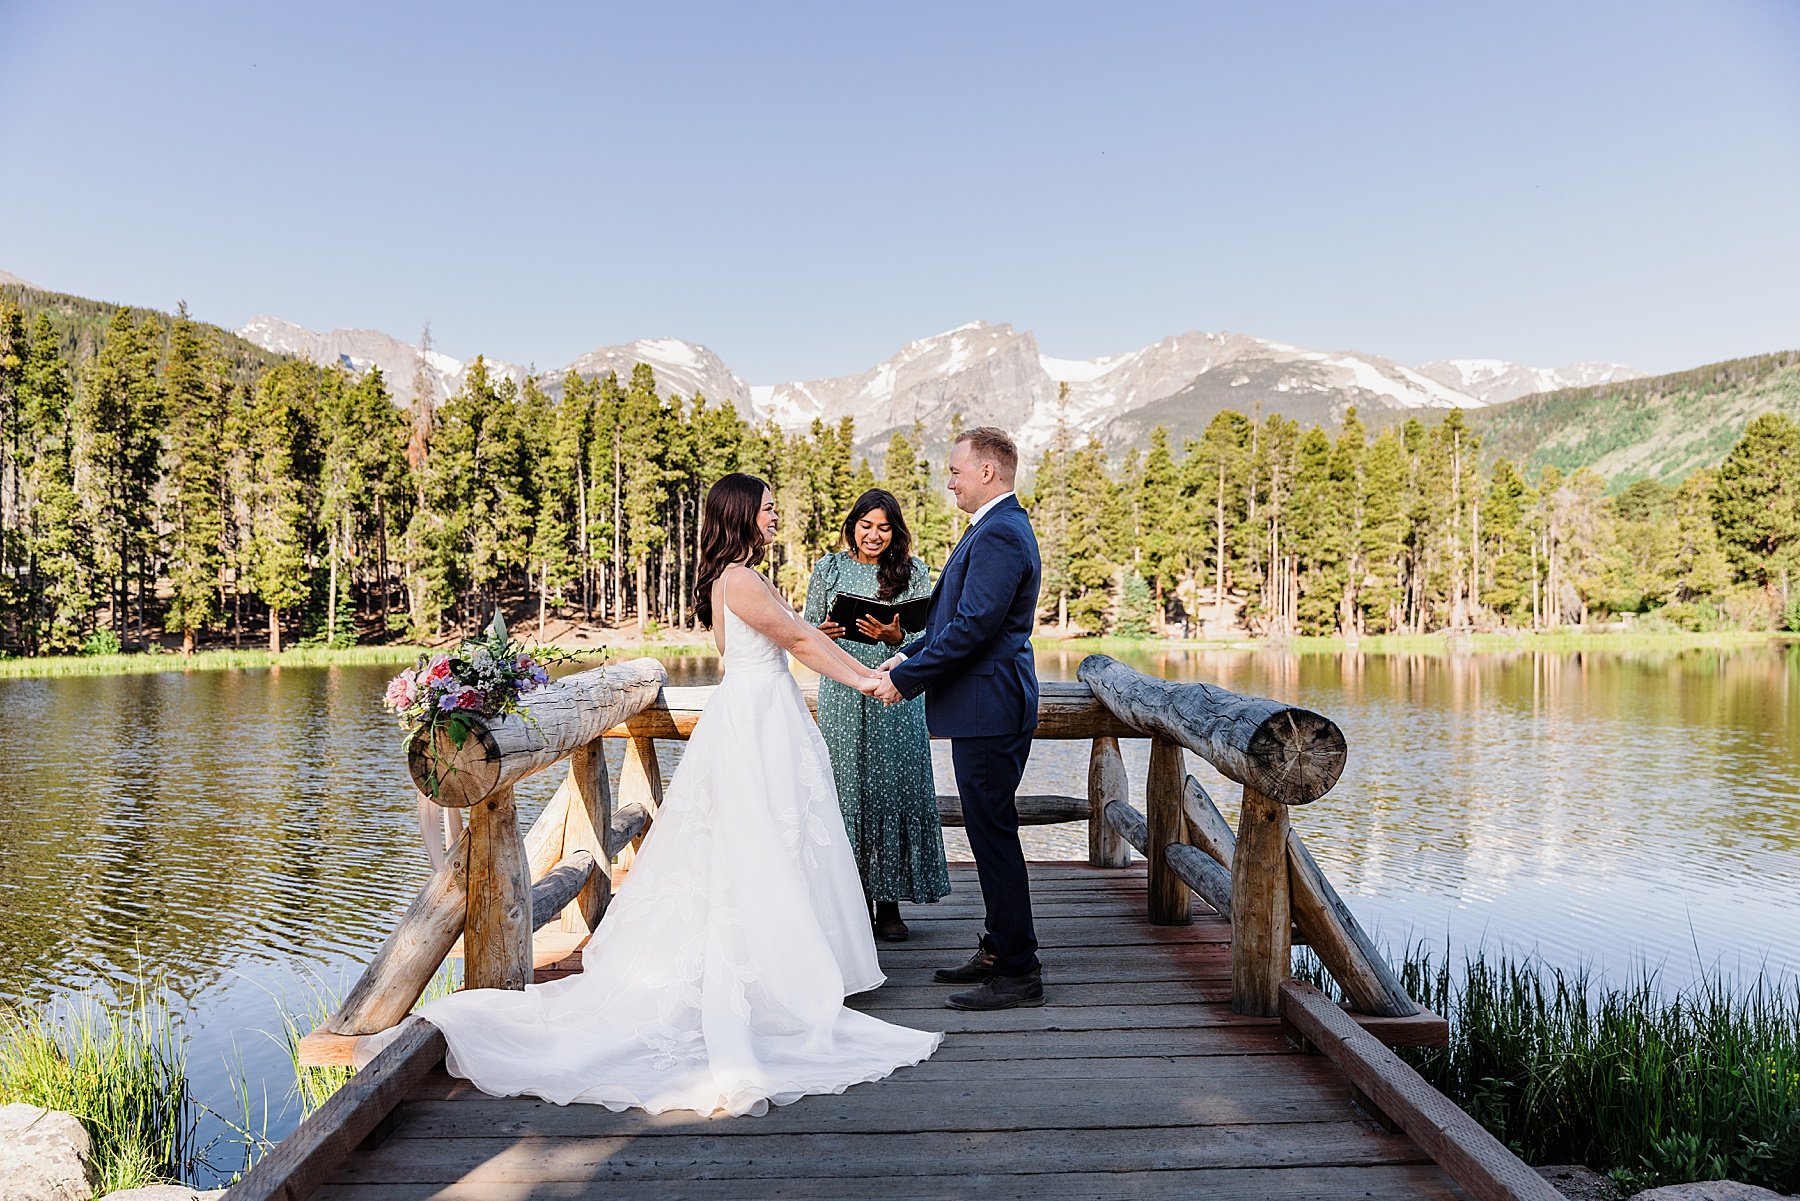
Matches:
[1246,707,1347,806]
[407,723,504,809]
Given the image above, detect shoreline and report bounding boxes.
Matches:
[0,627,1785,681]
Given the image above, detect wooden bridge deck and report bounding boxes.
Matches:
[311,862,1468,1201]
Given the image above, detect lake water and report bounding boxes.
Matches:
[3,643,1797,1184]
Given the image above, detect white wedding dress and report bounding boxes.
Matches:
[412,593,942,1116]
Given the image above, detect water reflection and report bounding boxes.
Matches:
[2,643,1797,1182]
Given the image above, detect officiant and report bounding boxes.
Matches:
[803,489,951,940]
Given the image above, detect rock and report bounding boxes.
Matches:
[0,1103,95,1201]
[98,1186,227,1201]
[1537,1163,1621,1200]
[1629,1183,1793,1201]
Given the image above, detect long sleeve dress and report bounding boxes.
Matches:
[803,552,952,905]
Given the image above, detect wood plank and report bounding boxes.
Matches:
[232,1018,446,1201]
[398,1075,1362,1137]
[336,1120,1427,1184]
[1281,979,1558,1201]
[318,1165,1469,1201]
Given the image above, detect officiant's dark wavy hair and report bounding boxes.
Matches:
[842,488,914,601]
[694,473,771,629]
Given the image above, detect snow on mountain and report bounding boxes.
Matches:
[1414,358,1644,405]
[236,316,527,407]
[236,307,1643,461]
[757,322,1055,444]
[559,337,753,416]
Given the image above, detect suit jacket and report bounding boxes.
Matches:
[888,494,1041,737]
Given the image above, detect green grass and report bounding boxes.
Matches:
[1296,947,1800,1192]
[273,966,463,1121]
[0,644,430,679]
[0,985,194,1194]
[1036,629,1776,656]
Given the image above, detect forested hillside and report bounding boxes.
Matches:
[1462,351,1800,485]
[2,286,1797,658]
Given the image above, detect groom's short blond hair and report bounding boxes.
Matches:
[956,426,1018,481]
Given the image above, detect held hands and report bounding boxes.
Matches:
[866,671,903,704]
[855,613,905,644]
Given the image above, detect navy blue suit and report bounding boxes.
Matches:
[890,495,1042,975]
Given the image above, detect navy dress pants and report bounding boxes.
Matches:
[950,730,1040,976]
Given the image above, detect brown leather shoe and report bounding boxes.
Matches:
[874,903,909,942]
[934,937,997,983]
[947,968,1045,1010]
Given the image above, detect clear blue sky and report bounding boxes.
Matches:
[2,1,1797,381]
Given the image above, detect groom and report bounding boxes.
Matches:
[871,426,1044,1010]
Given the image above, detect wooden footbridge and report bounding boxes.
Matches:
[235,656,1563,1201]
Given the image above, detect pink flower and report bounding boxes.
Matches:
[425,656,452,684]
[384,672,417,710]
[453,686,486,711]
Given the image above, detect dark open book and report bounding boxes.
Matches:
[827,591,931,644]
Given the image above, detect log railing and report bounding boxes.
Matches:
[303,652,1424,1055]
[1076,653,1420,1022]
[307,658,667,1044]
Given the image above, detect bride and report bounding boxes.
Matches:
[408,472,942,1116]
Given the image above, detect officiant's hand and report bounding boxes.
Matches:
[856,613,905,644]
[816,619,847,639]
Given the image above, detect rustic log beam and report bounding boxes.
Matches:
[615,735,664,873]
[464,786,530,992]
[1088,736,1132,868]
[323,834,469,1037]
[1287,834,1417,1018]
[1078,654,1347,805]
[1145,737,1191,926]
[408,659,667,808]
[1231,785,1291,1017]
[1164,843,1233,916]
[521,775,572,881]
[936,794,1090,827]
[558,742,612,933]
[604,679,1139,741]
[530,851,595,931]
[606,803,652,858]
[229,1017,447,1201]
[1104,799,1148,856]
[1280,981,1564,1201]
[1182,774,1238,868]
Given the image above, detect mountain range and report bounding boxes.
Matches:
[232,312,1640,458]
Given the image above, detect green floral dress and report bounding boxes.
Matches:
[803,552,951,905]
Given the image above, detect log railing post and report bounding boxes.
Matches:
[616,736,663,872]
[1145,737,1191,925]
[1231,784,1291,1016]
[464,785,531,991]
[1087,737,1131,868]
[559,740,613,933]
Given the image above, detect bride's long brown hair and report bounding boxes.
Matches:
[693,473,771,629]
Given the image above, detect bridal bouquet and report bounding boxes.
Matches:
[383,611,588,751]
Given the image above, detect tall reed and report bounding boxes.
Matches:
[1296,947,1800,1192]
[0,986,194,1193]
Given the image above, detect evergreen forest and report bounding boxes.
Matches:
[2,297,1798,658]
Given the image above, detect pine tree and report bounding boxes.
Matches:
[619,363,672,623]
[72,309,165,645]
[162,305,229,652]
[1656,468,1732,616]
[1358,429,1408,633]
[1712,413,1800,604]
[17,315,94,652]
[1285,426,1340,635]
[1135,427,1182,624]
[1064,438,1116,633]
[1479,458,1532,623]
[243,361,321,652]
[1328,409,1367,635]
[1114,570,1156,639]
